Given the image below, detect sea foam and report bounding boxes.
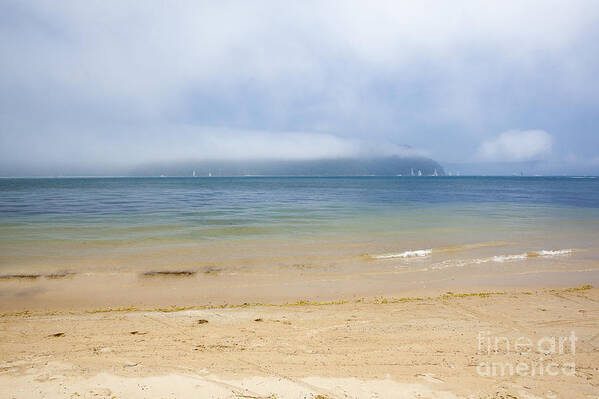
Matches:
[533,249,573,256]
[372,249,432,259]
[431,248,574,269]
[491,253,528,263]
[483,249,573,263]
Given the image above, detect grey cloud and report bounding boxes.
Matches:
[1,0,598,174]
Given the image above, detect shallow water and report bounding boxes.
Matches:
[0,176,598,276]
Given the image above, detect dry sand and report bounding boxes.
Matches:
[1,286,599,398]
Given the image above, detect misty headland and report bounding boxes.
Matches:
[129,155,444,177]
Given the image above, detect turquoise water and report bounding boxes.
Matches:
[1,177,598,273]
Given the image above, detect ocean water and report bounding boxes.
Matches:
[1,176,598,275]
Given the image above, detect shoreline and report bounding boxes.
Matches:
[0,284,593,318]
[1,262,599,314]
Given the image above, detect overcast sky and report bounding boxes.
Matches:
[1,0,598,175]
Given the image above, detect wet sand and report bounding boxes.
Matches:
[1,254,599,314]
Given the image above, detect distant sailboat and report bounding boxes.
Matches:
[208,170,212,177]
[192,170,196,177]
[433,168,438,176]
[417,169,422,176]
[411,168,415,176]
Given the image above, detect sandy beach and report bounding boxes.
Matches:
[2,285,598,398]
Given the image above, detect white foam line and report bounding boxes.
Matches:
[534,249,573,256]
[489,249,573,263]
[491,253,528,263]
[372,249,432,260]
[431,248,574,269]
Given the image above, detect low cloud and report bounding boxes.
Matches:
[0,125,429,175]
[125,127,426,162]
[477,130,553,162]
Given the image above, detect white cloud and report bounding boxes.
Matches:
[477,130,553,162]
[0,124,427,169]
[127,127,423,162]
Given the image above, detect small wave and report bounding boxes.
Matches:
[533,249,573,256]
[372,249,432,260]
[484,248,573,263]
[491,253,528,263]
[431,249,573,269]
[477,248,574,263]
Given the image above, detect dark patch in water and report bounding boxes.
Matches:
[142,270,196,277]
[0,274,41,280]
[46,271,75,279]
[202,266,222,275]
